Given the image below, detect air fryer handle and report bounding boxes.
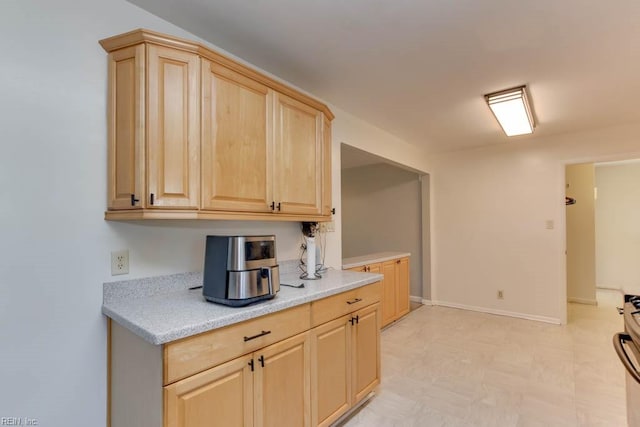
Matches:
[260,267,273,295]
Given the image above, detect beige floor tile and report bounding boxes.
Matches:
[342,290,628,427]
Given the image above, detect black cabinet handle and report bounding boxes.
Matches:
[244,330,271,342]
[331,208,336,215]
[346,298,362,305]
[270,201,275,211]
[355,315,359,324]
[150,193,155,205]
[248,359,254,372]
[130,194,139,206]
[350,316,356,325]
[258,355,265,368]
[277,202,281,211]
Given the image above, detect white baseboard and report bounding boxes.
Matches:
[431,300,561,325]
[567,297,598,305]
[409,296,433,306]
[597,285,623,292]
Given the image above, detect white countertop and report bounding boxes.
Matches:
[342,251,411,269]
[103,268,382,345]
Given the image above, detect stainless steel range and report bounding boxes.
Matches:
[614,294,640,427]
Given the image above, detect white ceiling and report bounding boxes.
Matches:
[128,0,640,154]
[341,144,385,170]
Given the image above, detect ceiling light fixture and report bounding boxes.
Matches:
[485,85,534,136]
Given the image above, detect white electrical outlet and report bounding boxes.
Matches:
[319,221,336,233]
[111,250,129,275]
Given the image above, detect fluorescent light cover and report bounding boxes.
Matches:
[486,86,534,136]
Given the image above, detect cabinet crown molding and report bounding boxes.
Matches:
[99,28,334,121]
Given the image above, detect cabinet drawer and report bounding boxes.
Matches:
[164,303,311,385]
[311,282,381,327]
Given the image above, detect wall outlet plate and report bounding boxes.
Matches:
[111,250,129,275]
[497,290,504,299]
[319,221,335,233]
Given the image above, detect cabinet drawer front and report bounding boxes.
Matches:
[311,282,381,327]
[164,304,310,385]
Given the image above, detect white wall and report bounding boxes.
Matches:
[327,109,431,297]
[431,123,640,323]
[565,163,596,304]
[0,1,428,425]
[595,161,640,294]
[341,163,423,297]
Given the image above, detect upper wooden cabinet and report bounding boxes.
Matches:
[322,116,332,216]
[147,45,200,209]
[106,43,200,210]
[273,93,323,215]
[106,45,144,210]
[100,29,333,221]
[201,60,273,213]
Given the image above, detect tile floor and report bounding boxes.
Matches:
[342,290,627,426]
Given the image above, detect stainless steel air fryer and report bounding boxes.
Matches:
[203,235,280,306]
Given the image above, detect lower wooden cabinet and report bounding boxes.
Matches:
[311,303,380,427]
[311,316,351,427]
[381,258,410,327]
[164,354,254,427]
[395,258,410,319]
[109,284,381,427]
[347,257,410,328]
[352,303,380,403]
[255,333,310,427]
[165,332,310,427]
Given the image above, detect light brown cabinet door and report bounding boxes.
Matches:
[147,45,200,209]
[396,258,410,318]
[321,116,332,216]
[273,93,323,215]
[201,60,273,212]
[164,354,254,427]
[352,304,380,404]
[254,332,310,427]
[368,262,382,275]
[107,44,145,210]
[311,315,351,427]
[381,261,397,327]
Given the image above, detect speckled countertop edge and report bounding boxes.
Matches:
[342,251,411,269]
[103,267,382,345]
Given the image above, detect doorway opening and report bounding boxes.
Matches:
[565,159,640,322]
[340,144,430,303]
